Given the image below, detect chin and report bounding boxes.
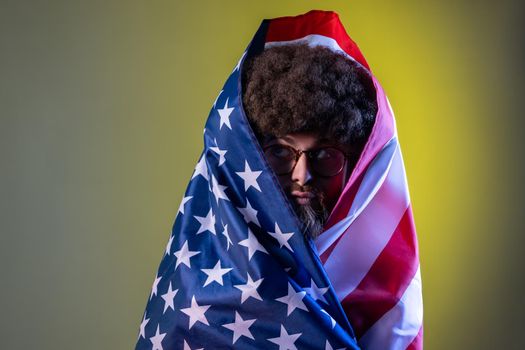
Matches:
[293,197,312,206]
[287,198,329,239]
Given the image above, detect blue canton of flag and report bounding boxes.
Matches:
[135,21,361,350]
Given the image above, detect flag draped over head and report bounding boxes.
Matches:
[136,10,422,350]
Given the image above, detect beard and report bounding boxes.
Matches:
[287,183,329,239]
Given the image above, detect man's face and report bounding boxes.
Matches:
[262,132,349,238]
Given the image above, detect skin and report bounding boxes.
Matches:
[262,132,349,217]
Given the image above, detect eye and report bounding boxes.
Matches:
[267,145,294,160]
[314,148,333,160]
[312,147,345,162]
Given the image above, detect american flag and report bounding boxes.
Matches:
[136,10,422,350]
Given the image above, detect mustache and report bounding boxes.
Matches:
[288,183,320,195]
[287,183,326,204]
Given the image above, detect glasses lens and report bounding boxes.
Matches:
[264,145,346,177]
[309,147,346,176]
[264,145,296,175]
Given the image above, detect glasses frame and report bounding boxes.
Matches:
[262,144,348,178]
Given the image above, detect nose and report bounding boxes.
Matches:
[291,153,312,186]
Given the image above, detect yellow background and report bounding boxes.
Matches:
[1,1,524,349]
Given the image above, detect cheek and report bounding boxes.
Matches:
[276,174,292,190]
[318,175,345,204]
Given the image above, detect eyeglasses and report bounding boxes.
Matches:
[263,144,347,177]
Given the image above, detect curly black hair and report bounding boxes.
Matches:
[241,43,377,158]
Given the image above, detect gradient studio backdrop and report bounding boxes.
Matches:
[1,1,524,349]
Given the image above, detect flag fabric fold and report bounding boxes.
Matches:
[136,10,422,350]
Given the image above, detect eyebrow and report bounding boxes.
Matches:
[277,136,333,146]
[280,135,295,143]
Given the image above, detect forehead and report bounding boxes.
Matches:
[263,132,332,148]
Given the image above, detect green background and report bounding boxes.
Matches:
[1,1,524,349]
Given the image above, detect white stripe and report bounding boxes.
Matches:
[315,137,397,255]
[358,266,423,350]
[320,141,410,300]
[264,34,370,75]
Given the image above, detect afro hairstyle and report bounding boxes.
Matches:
[241,43,378,160]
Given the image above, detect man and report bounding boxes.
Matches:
[136,10,422,350]
[241,43,377,239]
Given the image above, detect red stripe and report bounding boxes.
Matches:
[407,325,423,350]
[341,206,419,338]
[266,10,370,71]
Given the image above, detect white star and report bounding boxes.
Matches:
[165,235,174,255]
[201,260,233,287]
[275,283,308,316]
[217,97,234,130]
[174,241,201,269]
[178,195,193,215]
[161,282,178,313]
[268,223,295,252]
[138,312,149,339]
[237,199,260,226]
[239,229,267,260]
[183,340,204,350]
[221,223,233,250]
[213,89,223,108]
[321,309,337,328]
[234,273,263,303]
[210,142,227,166]
[149,325,166,350]
[150,274,162,300]
[223,311,256,344]
[325,340,345,350]
[192,155,209,181]
[180,295,211,329]
[194,208,216,235]
[304,279,329,304]
[267,325,301,350]
[235,161,262,192]
[210,175,229,204]
[233,51,247,72]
